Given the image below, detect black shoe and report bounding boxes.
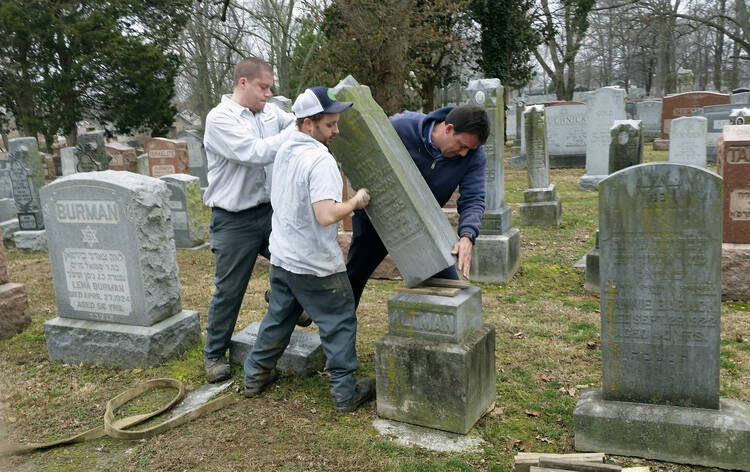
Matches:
[333,378,375,413]
[296,311,313,327]
[204,357,231,383]
[264,289,270,303]
[243,368,281,398]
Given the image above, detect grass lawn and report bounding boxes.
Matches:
[1,144,748,471]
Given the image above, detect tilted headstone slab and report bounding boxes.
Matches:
[159,174,205,248]
[376,287,496,434]
[329,75,457,287]
[176,130,209,187]
[76,130,111,172]
[580,87,626,189]
[668,116,707,167]
[608,120,643,173]
[144,138,189,178]
[40,171,182,326]
[717,125,750,243]
[599,163,721,409]
[8,137,45,230]
[661,92,729,139]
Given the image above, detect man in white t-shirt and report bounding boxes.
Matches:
[243,86,375,412]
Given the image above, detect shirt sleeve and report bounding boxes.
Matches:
[456,148,487,238]
[204,106,295,168]
[309,155,343,204]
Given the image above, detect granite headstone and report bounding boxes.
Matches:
[8,137,45,230]
[159,174,205,249]
[76,130,110,172]
[105,142,138,173]
[176,130,209,187]
[144,138,190,178]
[608,120,643,173]
[668,116,707,168]
[634,100,662,141]
[716,125,750,243]
[580,87,627,190]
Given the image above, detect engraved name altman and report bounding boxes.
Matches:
[56,200,119,224]
[392,311,456,335]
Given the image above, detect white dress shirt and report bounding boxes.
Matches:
[202,95,295,211]
[270,131,345,277]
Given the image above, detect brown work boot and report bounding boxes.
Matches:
[333,378,375,413]
[204,357,231,383]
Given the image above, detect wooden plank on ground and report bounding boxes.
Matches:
[420,277,472,288]
[514,453,605,472]
[395,286,461,297]
[538,458,621,472]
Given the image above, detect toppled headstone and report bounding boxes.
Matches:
[329,75,457,287]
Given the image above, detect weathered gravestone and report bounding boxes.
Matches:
[584,229,599,293]
[668,116,707,168]
[519,105,562,226]
[329,75,457,287]
[60,146,78,176]
[76,130,111,172]
[176,130,209,188]
[0,157,12,200]
[545,102,586,168]
[105,142,138,173]
[136,153,149,175]
[692,103,746,161]
[634,100,662,141]
[375,287,496,434]
[655,92,730,150]
[574,162,750,470]
[717,125,750,244]
[731,91,750,104]
[8,137,45,231]
[0,228,32,340]
[465,78,520,283]
[41,171,201,368]
[579,87,627,190]
[229,321,324,377]
[144,138,189,178]
[159,174,206,249]
[608,120,643,173]
[508,100,526,169]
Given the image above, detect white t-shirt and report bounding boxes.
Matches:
[269,131,345,277]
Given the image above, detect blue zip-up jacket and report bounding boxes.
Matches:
[389,106,487,240]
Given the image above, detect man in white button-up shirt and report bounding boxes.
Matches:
[202,57,298,383]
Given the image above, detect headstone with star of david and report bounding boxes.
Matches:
[39,171,201,368]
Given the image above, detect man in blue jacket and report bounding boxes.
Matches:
[346,105,489,307]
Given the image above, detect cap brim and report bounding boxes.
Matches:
[322,101,353,114]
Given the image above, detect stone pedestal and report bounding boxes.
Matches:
[13,229,47,252]
[574,389,750,471]
[44,310,200,368]
[375,287,496,434]
[470,206,520,283]
[229,322,325,377]
[519,185,561,226]
[0,230,32,340]
[722,243,750,301]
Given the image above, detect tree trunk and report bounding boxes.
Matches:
[713,0,726,91]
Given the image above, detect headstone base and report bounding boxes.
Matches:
[229,321,325,377]
[574,389,750,471]
[584,248,599,292]
[519,187,561,226]
[652,138,669,151]
[177,241,210,251]
[469,228,520,283]
[578,174,606,191]
[0,282,32,340]
[44,310,201,368]
[0,198,16,222]
[1,219,19,242]
[549,153,586,169]
[480,206,513,234]
[13,229,47,252]
[375,324,496,434]
[722,243,750,301]
[508,155,526,169]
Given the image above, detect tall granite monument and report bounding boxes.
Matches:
[41,171,201,368]
[465,78,520,283]
[519,105,562,226]
[574,163,750,470]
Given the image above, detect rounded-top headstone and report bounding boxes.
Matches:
[40,170,182,326]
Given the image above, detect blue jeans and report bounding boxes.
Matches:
[244,265,359,404]
[346,209,457,308]
[203,204,272,360]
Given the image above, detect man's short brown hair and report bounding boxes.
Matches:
[234,57,273,85]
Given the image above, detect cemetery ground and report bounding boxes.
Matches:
[1,147,749,472]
